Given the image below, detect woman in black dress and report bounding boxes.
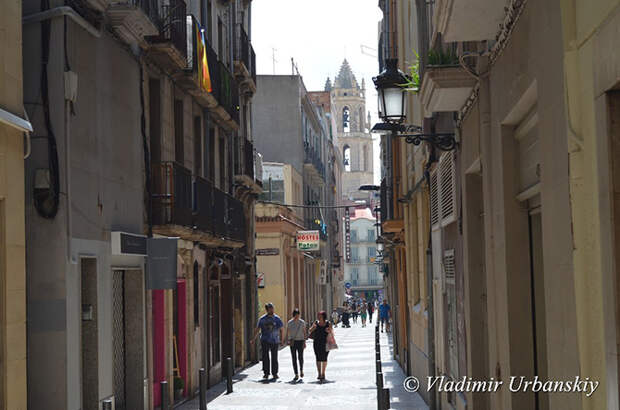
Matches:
[308,311,333,381]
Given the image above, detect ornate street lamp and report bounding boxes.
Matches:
[372,58,457,151]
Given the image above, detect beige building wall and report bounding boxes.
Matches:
[560,2,620,410]
[0,0,28,407]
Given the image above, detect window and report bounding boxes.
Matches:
[367,229,375,242]
[431,151,456,228]
[174,99,184,165]
[351,268,359,285]
[343,145,351,172]
[260,178,284,203]
[368,247,377,260]
[343,106,350,133]
[193,116,202,176]
[218,131,226,189]
[351,247,359,262]
[350,229,358,243]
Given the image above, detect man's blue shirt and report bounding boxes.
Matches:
[379,303,391,319]
[257,314,284,344]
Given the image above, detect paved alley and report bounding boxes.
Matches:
[179,314,427,410]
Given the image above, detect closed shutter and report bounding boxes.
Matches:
[439,151,456,225]
[430,170,439,227]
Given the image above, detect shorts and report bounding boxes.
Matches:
[380,316,389,324]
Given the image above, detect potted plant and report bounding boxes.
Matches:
[174,377,185,400]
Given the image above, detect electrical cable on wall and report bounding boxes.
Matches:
[34,0,61,219]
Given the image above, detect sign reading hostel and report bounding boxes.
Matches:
[297,230,320,251]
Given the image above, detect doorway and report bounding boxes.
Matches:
[112,269,145,410]
[81,258,98,410]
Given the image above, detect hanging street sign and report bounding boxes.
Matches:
[297,230,320,251]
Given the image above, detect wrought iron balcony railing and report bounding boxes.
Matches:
[152,161,193,227]
[194,176,246,241]
[152,0,187,59]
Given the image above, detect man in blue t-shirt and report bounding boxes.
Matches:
[251,302,284,379]
[379,300,392,333]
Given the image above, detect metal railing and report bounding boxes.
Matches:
[194,176,246,241]
[152,161,193,227]
[133,0,160,25]
[303,144,325,179]
[250,47,256,84]
[155,0,187,59]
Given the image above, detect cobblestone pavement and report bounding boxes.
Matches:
[178,314,428,410]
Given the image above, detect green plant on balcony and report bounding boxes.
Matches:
[427,47,459,66]
[401,50,420,93]
[402,48,460,94]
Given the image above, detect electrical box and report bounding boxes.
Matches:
[64,70,78,103]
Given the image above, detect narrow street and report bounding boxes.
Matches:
[180,313,427,410]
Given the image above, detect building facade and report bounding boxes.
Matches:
[378,1,620,410]
[328,60,374,203]
[22,0,260,408]
[256,163,307,318]
[343,208,383,300]
[253,74,342,317]
[0,0,30,407]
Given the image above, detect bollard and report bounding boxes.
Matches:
[199,367,207,410]
[376,372,384,410]
[102,400,112,410]
[226,357,233,394]
[382,388,391,410]
[160,380,169,410]
[376,359,381,374]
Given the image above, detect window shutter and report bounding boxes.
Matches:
[443,249,455,281]
[439,151,456,226]
[430,170,439,227]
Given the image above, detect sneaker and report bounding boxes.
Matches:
[273,374,279,379]
[263,374,269,380]
[293,375,299,381]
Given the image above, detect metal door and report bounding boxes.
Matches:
[112,270,126,410]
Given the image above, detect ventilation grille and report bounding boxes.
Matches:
[444,249,455,279]
[439,151,455,223]
[430,170,439,226]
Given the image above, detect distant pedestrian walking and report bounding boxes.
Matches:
[308,311,335,382]
[379,300,391,333]
[360,300,368,327]
[285,308,307,381]
[368,301,374,323]
[331,309,339,326]
[251,303,284,380]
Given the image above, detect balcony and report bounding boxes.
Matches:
[152,164,246,245]
[175,15,239,131]
[303,143,325,186]
[434,0,506,42]
[234,139,262,194]
[146,0,187,71]
[107,0,159,48]
[420,65,476,114]
[233,24,257,93]
[152,161,193,231]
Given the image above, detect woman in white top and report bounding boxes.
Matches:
[285,308,307,381]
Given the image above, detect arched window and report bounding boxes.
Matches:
[343,145,351,172]
[343,106,350,133]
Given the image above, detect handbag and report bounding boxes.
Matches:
[326,332,338,351]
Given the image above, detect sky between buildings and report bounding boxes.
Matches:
[253,0,383,185]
